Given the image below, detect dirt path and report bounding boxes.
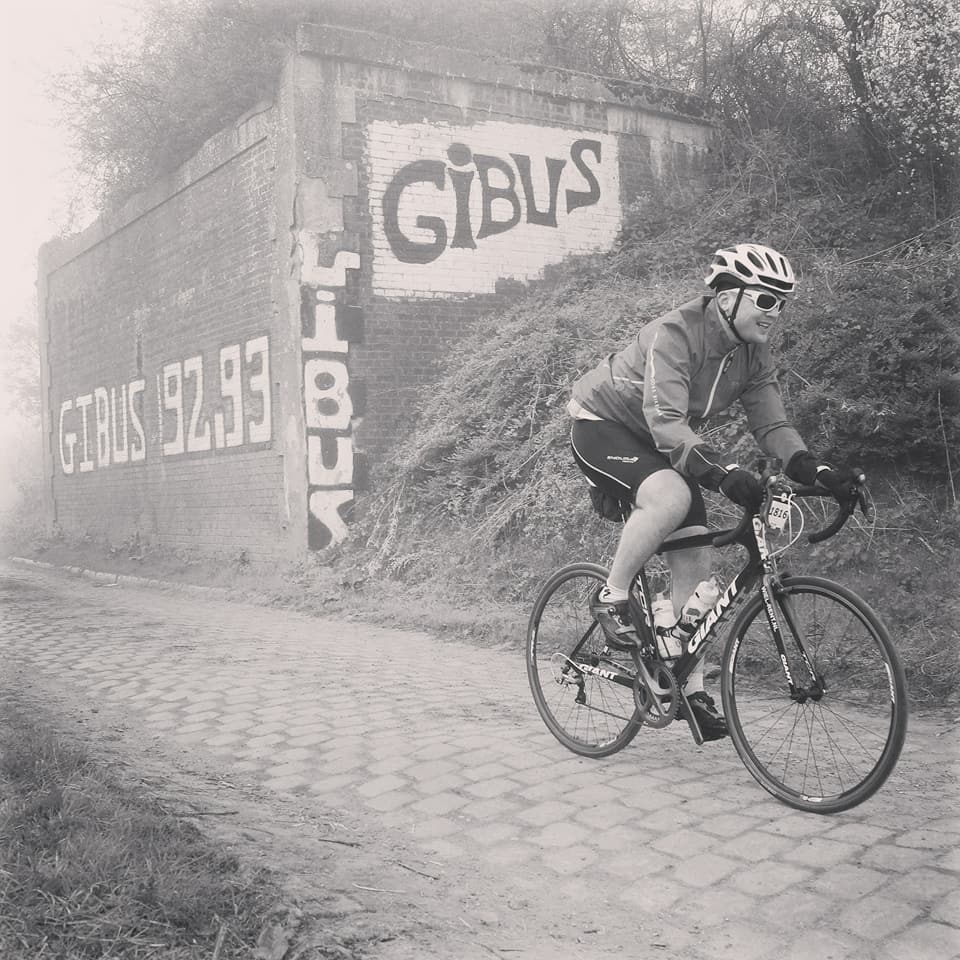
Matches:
[2,562,958,960]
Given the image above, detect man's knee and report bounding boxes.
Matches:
[634,470,692,524]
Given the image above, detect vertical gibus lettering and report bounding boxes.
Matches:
[304,358,352,431]
[307,434,353,487]
[302,294,348,353]
[308,489,352,547]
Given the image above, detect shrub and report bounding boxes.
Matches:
[782,252,960,477]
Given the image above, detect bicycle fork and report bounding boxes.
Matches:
[761,575,825,702]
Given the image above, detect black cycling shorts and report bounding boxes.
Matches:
[570,418,707,529]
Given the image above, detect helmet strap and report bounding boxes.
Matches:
[716,287,747,343]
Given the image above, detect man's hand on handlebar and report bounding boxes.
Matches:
[813,464,864,502]
[719,468,765,511]
[786,451,863,502]
[712,459,872,548]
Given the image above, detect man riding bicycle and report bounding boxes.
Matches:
[568,242,858,741]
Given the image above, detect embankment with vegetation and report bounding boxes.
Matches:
[343,139,960,707]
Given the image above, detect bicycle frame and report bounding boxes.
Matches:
[629,509,822,706]
[529,469,905,810]
[568,480,862,731]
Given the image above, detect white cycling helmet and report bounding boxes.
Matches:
[704,243,796,298]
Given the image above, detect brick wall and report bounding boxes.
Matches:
[38,26,714,560]
[39,109,297,562]
[293,26,714,549]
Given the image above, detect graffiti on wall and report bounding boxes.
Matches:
[55,335,272,475]
[367,121,621,296]
[58,380,147,474]
[158,337,271,457]
[300,249,363,550]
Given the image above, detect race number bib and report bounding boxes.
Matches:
[768,495,791,532]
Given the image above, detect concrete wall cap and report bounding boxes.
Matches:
[295,23,712,123]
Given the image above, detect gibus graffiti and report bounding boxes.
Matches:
[59,380,147,474]
[381,138,604,263]
[300,249,363,550]
[158,337,271,457]
[368,120,621,296]
[56,335,272,474]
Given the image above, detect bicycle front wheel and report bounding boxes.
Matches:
[721,576,907,814]
[526,562,643,758]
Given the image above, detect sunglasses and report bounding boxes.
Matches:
[740,288,786,314]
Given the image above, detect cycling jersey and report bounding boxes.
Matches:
[570,296,807,486]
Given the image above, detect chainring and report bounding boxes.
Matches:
[633,662,680,728]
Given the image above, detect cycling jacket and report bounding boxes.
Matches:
[570,296,807,486]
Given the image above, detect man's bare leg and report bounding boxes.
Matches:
[606,470,694,594]
[663,526,712,692]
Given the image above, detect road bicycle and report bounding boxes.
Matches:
[526,459,908,814]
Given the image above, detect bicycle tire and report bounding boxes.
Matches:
[526,562,643,758]
[720,575,907,814]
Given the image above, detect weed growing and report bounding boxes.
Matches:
[0,703,275,958]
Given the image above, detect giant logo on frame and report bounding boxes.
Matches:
[367,121,621,296]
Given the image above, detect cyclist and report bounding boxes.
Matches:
[568,242,858,740]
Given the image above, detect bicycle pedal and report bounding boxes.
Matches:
[678,694,705,746]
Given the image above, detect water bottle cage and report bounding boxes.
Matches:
[656,622,691,660]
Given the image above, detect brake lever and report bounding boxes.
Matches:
[840,470,873,523]
[855,478,874,522]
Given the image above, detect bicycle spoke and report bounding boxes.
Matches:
[527,564,643,758]
[801,705,831,798]
[778,707,802,785]
[816,700,892,755]
[723,577,907,813]
[811,706,861,790]
[740,699,801,750]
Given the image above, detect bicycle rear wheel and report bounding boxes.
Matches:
[721,576,907,814]
[526,562,643,758]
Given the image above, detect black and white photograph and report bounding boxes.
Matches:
[1,2,958,957]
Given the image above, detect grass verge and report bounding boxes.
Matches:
[0,699,276,959]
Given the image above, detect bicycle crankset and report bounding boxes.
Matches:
[632,660,680,728]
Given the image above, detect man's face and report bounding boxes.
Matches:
[718,286,787,344]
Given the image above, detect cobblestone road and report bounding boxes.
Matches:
[2,562,958,959]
